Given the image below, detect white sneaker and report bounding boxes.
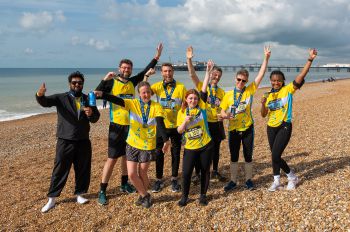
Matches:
[268,182,283,192]
[286,176,299,190]
[41,198,56,213]
[77,195,89,204]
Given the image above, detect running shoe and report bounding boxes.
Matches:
[98,190,108,205]
[245,179,254,190]
[135,195,143,206]
[120,182,136,194]
[152,180,164,193]
[223,181,237,192]
[199,194,208,206]
[268,182,283,192]
[178,196,188,207]
[286,176,299,190]
[141,193,152,208]
[171,179,181,193]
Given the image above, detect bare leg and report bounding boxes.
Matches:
[138,162,151,191]
[101,158,118,183]
[127,161,147,196]
[121,155,128,176]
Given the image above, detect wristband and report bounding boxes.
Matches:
[308,58,313,62]
[145,75,149,77]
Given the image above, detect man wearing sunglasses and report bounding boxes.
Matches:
[220,46,271,191]
[36,71,100,213]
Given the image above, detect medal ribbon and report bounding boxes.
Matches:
[139,98,151,126]
[163,80,176,101]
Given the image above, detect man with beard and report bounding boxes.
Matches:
[36,71,100,213]
[96,43,163,205]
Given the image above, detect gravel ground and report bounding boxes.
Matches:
[0,80,349,231]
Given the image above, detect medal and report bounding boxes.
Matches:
[139,98,151,129]
[142,123,148,128]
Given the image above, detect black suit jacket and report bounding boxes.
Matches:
[36,92,100,141]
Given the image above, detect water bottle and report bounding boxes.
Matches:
[88,91,96,107]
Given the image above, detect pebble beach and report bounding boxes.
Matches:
[1,79,350,231]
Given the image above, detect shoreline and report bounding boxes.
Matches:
[1,77,349,123]
[1,79,350,230]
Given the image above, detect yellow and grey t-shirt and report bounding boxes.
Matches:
[220,82,257,132]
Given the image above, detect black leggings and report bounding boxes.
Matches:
[267,122,292,175]
[208,121,225,171]
[228,125,254,163]
[182,142,213,197]
[155,128,182,179]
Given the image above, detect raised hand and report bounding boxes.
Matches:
[264,45,271,59]
[206,59,214,73]
[83,107,92,117]
[37,82,46,97]
[309,48,317,61]
[103,72,117,81]
[155,43,163,60]
[186,46,194,59]
[145,68,156,77]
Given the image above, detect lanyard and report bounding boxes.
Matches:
[69,92,85,107]
[233,87,245,108]
[209,84,217,105]
[163,80,176,101]
[139,98,151,126]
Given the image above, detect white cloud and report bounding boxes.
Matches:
[19,11,66,32]
[24,48,34,54]
[87,38,112,51]
[71,36,81,45]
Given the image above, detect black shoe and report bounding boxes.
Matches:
[224,181,237,192]
[141,193,152,208]
[245,179,254,190]
[199,194,208,206]
[152,180,164,193]
[171,179,181,193]
[135,195,143,206]
[178,196,188,207]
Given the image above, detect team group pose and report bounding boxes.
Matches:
[37,44,318,212]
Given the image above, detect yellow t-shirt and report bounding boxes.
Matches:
[124,99,164,150]
[177,99,211,150]
[265,82,296,127]
[151,81,186,129]
[220,82,257,131]
[196,82,225,122]
[109,79,136,125]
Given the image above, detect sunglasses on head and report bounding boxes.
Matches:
[236,78,247,83]
[71,81,84,85]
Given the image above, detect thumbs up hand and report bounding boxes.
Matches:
[37,83,46,97]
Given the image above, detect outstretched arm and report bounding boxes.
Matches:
[35,83,59,107]
[186,46,200,87]
[143,68,156,82]
[294,48,318,88]
[254,46,271,87]
[201,60,214,93]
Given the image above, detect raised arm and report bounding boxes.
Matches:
[186,46,200,87]
[254,45,271,87]
[201,60,214,93]
[35,83,59,107]
[294,48,318,88]
[143,68,156,82]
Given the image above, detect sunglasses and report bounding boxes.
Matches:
[71,81,84,85]
[236,78,247,83]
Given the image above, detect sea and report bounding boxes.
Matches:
[0,67,349,122]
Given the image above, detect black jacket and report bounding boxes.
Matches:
[36,92,100,141]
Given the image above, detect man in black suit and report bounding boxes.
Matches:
[36,71,100,213]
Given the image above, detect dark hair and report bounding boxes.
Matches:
[236,69,249,79]
[68,71,85,83]
[161,63,174,70]
[212,66,222,74]
[119,59,133,68]
[270,70,285,81]
[137,81,151,93]
[181,89,200,111]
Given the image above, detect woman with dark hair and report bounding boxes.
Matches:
[261,49,317,191]
[94,81,170,208]
[176,61,214,207]
[220,46,271,191]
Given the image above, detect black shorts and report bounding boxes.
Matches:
[108,123,129,159]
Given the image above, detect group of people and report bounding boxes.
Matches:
[36,43,318,212]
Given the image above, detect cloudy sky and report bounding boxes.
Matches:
[1,0,349,68]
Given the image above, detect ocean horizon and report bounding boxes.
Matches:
[1,67,349,122]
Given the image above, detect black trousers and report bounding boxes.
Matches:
[228,125,254,163]
[47,138,92,197]
[267,122,292,175]
[208,121,225,171]
[182,141,213,197]
[155,128,182,179]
